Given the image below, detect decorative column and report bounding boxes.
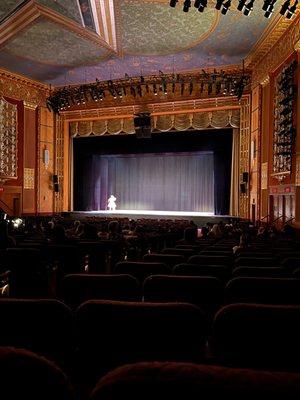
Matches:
[294,42,300,224]
[239,95,251,219]
[260,75,271,221]
[23,101,37,214]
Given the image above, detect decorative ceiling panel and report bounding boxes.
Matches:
[36,0,83,24]
[4,18,110,66]
[0,0,293,86]
[0,0,24,20]
[120,2,219,55]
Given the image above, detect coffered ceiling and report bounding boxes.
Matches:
[0,0,296,86]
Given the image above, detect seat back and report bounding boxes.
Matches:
[91,361,300,399]
[62,274,140,308]
[0,299,73,368]
[115,261,171,283]
[211,303,300,370]
[225,277,300,305]
[0,347,74,400]
[143,275,223,316]
[75,300,207,388]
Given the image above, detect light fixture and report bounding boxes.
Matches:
[47,68,250,113]
[197,0,208,11]
[183,0,191,12]
[243,0,254,15]
[169,0,298,18]
[286,0,298,17]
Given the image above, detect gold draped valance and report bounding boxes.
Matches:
[70,109,240,137]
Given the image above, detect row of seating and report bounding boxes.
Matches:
[60,274,300,312]
[1,299,300,378]
[2,347,300,399]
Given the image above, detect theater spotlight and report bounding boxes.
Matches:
[198,0,208,11]
[183,0,191,11]
[243,0,254,15]
[221,0,231,14]
[263,0,276,17]
[280,0,291,13]
[237,0,247,10]
[286,0,298,18]
[215,0,224,9]
[194,0,201,6]
[170,0,178,7]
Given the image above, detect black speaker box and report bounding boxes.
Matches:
[53,174,58,184]
[240,183,246,194]
[54,183,59,193]
[242,172,249,183]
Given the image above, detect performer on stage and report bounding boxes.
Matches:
[107,195,117,211]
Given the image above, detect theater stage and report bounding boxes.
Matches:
[71,210,238,226]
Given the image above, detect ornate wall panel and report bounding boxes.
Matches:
[0,68,48,106]
[239,95,251,219]
[252,17,300,86]
[54,115,64,213]
[0,96,17,184]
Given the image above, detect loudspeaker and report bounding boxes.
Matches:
[242,172,249,183]
[53,174,58,184]
[134,113,152,138]
[54,183,59,193]
[240,183,246,194]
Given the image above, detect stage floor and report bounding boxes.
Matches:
[72,210,237,225]
[80,210,215,217]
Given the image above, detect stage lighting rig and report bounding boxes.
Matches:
[46,67,251,113]
[169,0,299,18]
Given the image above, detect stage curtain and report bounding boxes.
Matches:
[83,152,214,212]
[230,129,240,216]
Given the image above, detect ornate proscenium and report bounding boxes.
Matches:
[46,68,251,113]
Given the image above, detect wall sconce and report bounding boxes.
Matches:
[43,148,50,168]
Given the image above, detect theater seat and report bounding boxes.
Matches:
[225,277,300,305]
[75,300,207,391]
[0,299,73,369]
[0,347,74,400]
[90,361,300,399]
[143,254,185,268]
[211,303,300,371]
[143,275,223,317]
[61,274,140,308]
[115,261,171,283]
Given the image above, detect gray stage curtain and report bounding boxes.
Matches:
[87,152,214,212]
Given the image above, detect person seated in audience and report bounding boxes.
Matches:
[0,221,16,249]
[232,233,250,255]
[200,226,209,238]
[48,224,76,245]
[79,223,99,240]
[177,227,198,244]
[208,223,223,238]
[107,220,121,240]
[66,220,82,237]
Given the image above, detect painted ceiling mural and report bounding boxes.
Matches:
[4,19,109,66]
[0,0,278,85]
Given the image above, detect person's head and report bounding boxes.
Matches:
[239,233,248,247]
[51,225,66,242]
[183,227,197,243]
